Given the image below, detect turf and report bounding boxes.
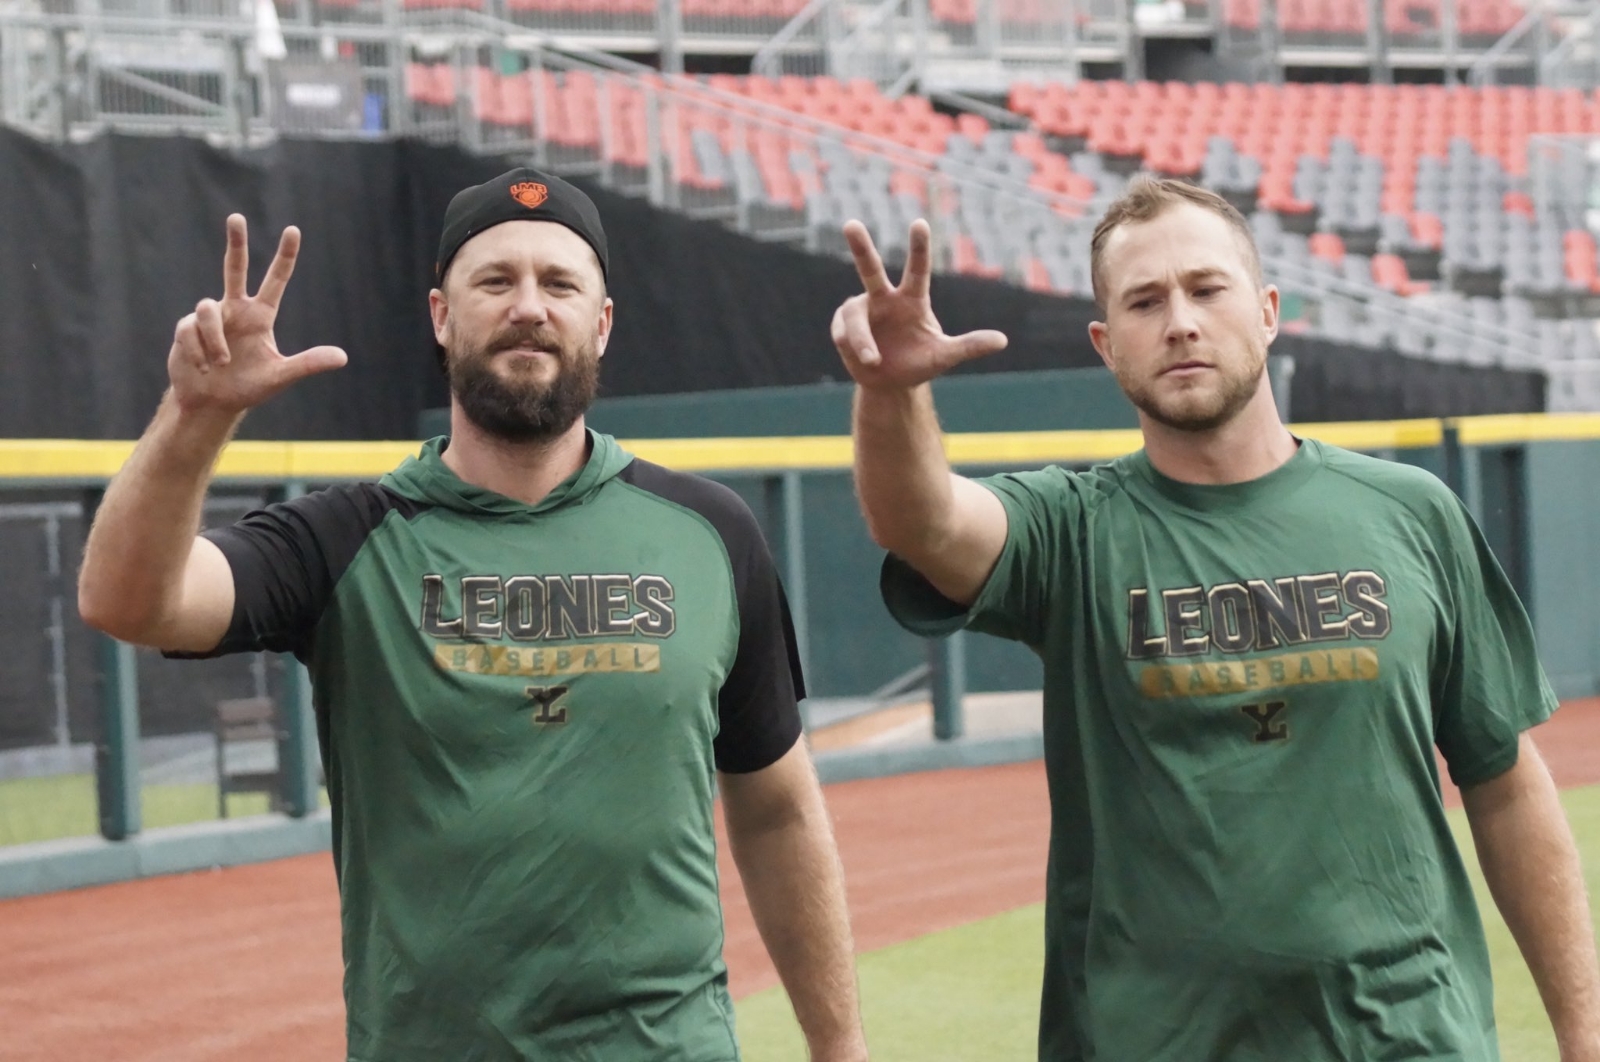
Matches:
[0,773,288,846]
[3,773,1595,1059]
[735,784,1600,1062]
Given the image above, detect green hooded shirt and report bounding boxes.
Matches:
[190,432,804,1061]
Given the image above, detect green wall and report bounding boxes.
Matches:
[1522,440,1600,700]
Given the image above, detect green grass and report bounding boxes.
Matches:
[0,773,306,846]
[736,785,1600,1062]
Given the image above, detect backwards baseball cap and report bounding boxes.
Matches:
[434,167,609,288]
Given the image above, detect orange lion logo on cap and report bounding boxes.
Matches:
[510,181,549,209]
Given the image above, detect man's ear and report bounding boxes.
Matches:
[429,287,450,344]
[1088,320,1114,370]
[596,298,614,359]
[1260,284,1280,344]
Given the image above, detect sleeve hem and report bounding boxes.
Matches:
[1446,692,1560,789]
[714,724,803,775]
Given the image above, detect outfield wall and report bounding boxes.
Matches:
[0,413,1597,900]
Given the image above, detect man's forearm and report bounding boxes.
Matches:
[852,384,956,557]
[1465,739,1600,1059]
[728,797,865,1061]
[79,392,240,637]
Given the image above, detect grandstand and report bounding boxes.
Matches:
[2,0,1600,406]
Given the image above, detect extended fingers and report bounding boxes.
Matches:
[843,220,891,297]
[256,225,302,310]
[898,219,932,300]
[222,214,248,301]
[943,327,1009,365]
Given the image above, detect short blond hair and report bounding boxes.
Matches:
[1089,175,1262,309]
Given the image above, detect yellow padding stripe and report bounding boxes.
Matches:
[0,413,1595,480]
[1450,413,1600,445]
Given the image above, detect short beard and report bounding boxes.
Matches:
[1116,347,1266,434]
[447,327,600,444]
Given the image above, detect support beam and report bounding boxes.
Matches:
[95,636,141,842]
[777,471,811,682]
[278,481,320,818]
[929,631,966,741]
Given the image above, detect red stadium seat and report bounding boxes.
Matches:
[1409,213,1444,250]
[1023,258,1054,293]
[1309,232,1346,264]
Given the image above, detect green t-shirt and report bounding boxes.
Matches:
[883,438,1557,1062]
[187,433,805,1061]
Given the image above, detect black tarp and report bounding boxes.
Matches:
[0,126,1545,442]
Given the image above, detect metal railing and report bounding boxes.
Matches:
[1538,2,1600,87]
[1467,2,1551,87]
[753,0,1134,88]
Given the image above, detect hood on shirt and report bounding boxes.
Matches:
[381,429,633,516]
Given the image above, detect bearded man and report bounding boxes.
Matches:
[830,174,1600,1061]
[78,168,868,1062]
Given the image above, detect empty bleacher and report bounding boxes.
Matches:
[401,59,1598,405]
[1008,79,1600,307]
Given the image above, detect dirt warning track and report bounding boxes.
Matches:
[2,699,1595,1061]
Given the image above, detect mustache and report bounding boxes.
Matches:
[484,326,564,356]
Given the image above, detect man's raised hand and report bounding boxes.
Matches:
[168,214,348,416]
[829,218,1008,390]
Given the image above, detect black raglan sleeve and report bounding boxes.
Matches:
[170,483,423,662]
[618,461,806,773]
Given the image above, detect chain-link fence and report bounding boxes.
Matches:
[0,491,316,849]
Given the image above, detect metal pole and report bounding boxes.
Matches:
[278,480,320,818]
[230,35,252,145]
[644,83,666,207]
[1442,0,1458,87]
[42,513,72,749]
[1440,421,1465,499]
[48,26,70,142]
[1122,0,1143,81]
[81,487,141,841]
[658,0,683,74]
[1367,0,1388,85]
[95,638,142,840]
[929,631,966,740]
[912,0,927,89]
[779,471,811,684]
[1063,0,1081,83]
[532,48,550,170]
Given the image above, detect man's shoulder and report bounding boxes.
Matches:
[612,459,764,557]
[979,460,1133,508]
[1312,440,1459,520]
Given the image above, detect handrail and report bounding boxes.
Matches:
[1466,3,1544,87]
[751,0,833,77]
[1266,259,1543,366]
[1538,4,1599,86]
[834,0,902,51]
[926,89,1031,129]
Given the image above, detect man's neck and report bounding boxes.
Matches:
[1139,383,1298,486]
[440,409,591,506]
